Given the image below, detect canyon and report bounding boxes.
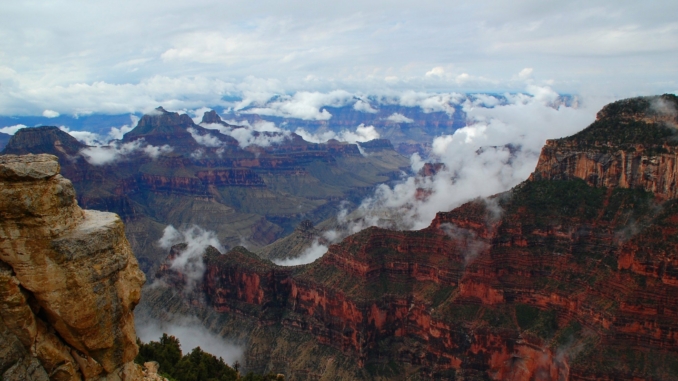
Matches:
[1,108,409,274]
[141,94,678,380]
[0,154,145,381]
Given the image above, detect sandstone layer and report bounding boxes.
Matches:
[0,154,146,381]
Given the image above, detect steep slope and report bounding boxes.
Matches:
[143,95,678,380]
[0,154,145,381]
[1,111,410,273]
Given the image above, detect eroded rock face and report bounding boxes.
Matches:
[146,96,678,380]
[0,154,145,381]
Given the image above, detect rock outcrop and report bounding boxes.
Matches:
[144,95,678,380]
[0,154,146,381]
[531,94,678,199]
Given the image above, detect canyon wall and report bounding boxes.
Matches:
[145,95,678,380]
[0,154,146,381]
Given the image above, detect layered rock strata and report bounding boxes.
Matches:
[0,154,145,381]
[145,95,678,380]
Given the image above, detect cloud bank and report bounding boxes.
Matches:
[295,124,380,144]
[324,85,599,238]
[199,118,291,148]
[136,315,243,365]
[80,139,173,165]
[273,240,329,266]
[158,225,225,283]
[0,1,676,116]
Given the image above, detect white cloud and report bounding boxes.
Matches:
[386,112,414,123]
[158,225,225,284]
[391,91,462,114]
[240,90,354,120]
[353,99,378,113]
[273,240,328,266]
[327,85,600,237]
[189,107,212,124]
[0,1,675,118]
[295,123,379,144]
[136,315,243,365]
[518,67,534,80]
[42,109,59,118]
[200,118,290,148]
[425,66,446,77]
[0,124,27,135]
[80,138,172,165]
[187,127,223,147]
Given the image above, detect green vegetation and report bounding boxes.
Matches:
[509,179,606,223]
[136,334,284,381]
[365,359,403,377]
[573,346,678,380]
[480,305,516,329]
[560,94,678,148]
[515,305,558,339]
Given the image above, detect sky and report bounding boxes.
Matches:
[1,0,677,116]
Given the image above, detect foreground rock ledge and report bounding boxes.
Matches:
[0,154,146,381]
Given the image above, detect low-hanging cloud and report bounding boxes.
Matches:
[0,124,27,135]
[439,223,490,267]
[158,225,225,282]
[80,138,173,165]
[324,85,599,239]
[187,127,224,147]
[353,99,378,113]
[238,90,354,120]
[136,314,243,365]
[200,118,291,148]
[295,123,379,144]
[385,112,414,123]
[273,240,328,266]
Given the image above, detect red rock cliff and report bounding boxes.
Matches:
[149,95,678,380]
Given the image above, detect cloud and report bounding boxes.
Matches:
[240,90,354,120]
[42,109,59,118]
[187,127,223,147]
[158,225,225,283]
[425,66,446,77]
[0,124,27,135]
[295,123,379,144]
[189,107,212,124]
[108,115,138,140]
[385,112,414,123]
[389,91,462,114]
[326,85,599,236]
[200,116,291,148]
[273,240,328,266]
[136,315,243,365]
[55,114,140,145]
[439,223,490,267]
[353,99,378,113]
[518,67,534,80]
[0,1,676,118]
[80,138,172,165]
